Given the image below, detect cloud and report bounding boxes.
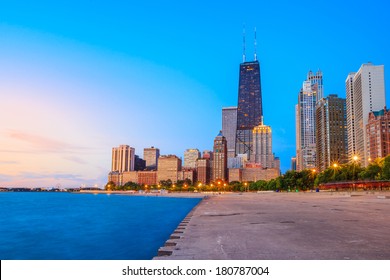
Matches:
[0,160,19,165]
[8,130,76,151]
[18,172,82,180]
[0,173,14,181]
[63,156,88,165]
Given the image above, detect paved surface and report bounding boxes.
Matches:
[155,191,390,260]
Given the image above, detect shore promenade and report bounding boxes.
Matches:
[155,191,390,260]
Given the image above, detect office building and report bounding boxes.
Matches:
[346,63,386,166]
[144,147,160,170]
[157,155,182,183]
[222,106,238,158]
[366,107,390,160]
[212,131,228,182]
[316,94,348,172]
[178,169,195,184]
[252,120,274,168]
[183,149,200,169]
[296,71,322,171]
[235,60,262,160]
[307,70,324,102]
[196,158,211,185]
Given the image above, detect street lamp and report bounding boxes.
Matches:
[352,155,359,180]
[332,163,339,181]
[244,182,248,192]
[197,182,202,193]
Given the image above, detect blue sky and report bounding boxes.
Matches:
[1,0,389,187]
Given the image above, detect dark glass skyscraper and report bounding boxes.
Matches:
[235,60,263,160]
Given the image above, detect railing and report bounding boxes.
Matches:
[319,180,390,191]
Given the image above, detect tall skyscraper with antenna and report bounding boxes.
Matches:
[235,27,263,161]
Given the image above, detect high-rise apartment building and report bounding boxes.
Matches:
[235,60,262,160]
[252,121,274,168]
[366,107,390,160]
[111,145,135,173]
[222,106,237,158]
[143,147,160,170]
[346,63,386,166]
[212,131,228,181]
[183,148,200,168]
[316,94,348,172]
[157,155,182,183]
[296,71,322,171]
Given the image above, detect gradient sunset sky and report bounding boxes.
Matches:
[1,0,389,187]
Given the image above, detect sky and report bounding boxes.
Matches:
[1,0,390,188]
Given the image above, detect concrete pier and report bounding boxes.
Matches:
[154,191,390,260]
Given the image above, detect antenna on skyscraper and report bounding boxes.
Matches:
[254,27,257,61]
[242,24,246,63]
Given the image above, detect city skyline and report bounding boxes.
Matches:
[1,1,390,187]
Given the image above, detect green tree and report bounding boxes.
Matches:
[382,155,390,179]
[104,181,116,191]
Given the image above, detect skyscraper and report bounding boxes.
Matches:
[143,147,160,170]
[212,131,228,181]
[346,63,386,166]
[252,120,274,168]
[316,94,348,172]
[111,145,135,173]
[222,106,237,158]
[235,60,262,160]
[296,71,322,171]
[307,70,323,102]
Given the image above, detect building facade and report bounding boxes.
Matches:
[212,131,228,182]
[137,171,158,186]
[196,158,211,185]
[296,71,322,171]
[252,121,274,168]
[183,148,201,169]
[235,60,262,160]
[157,155,182,183]
[143,147,160,170]
[134,155,146,171]
[346,63,386,166]
[366,107,390,160]
[228,166,279,182]
[111,145,135,173]
[316,94,348,172]
[291,157,297,171]
[178,169,196,184]
[228,153,248,169]
[222,106,238,158]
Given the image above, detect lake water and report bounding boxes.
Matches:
[0,192,201,260]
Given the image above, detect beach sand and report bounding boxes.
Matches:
[155,191,390,260]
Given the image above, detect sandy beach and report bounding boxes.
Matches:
[155,191,390,260]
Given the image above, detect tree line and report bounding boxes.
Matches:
[105,155,390,192]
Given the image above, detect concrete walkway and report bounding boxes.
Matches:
[155,191,390,260]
